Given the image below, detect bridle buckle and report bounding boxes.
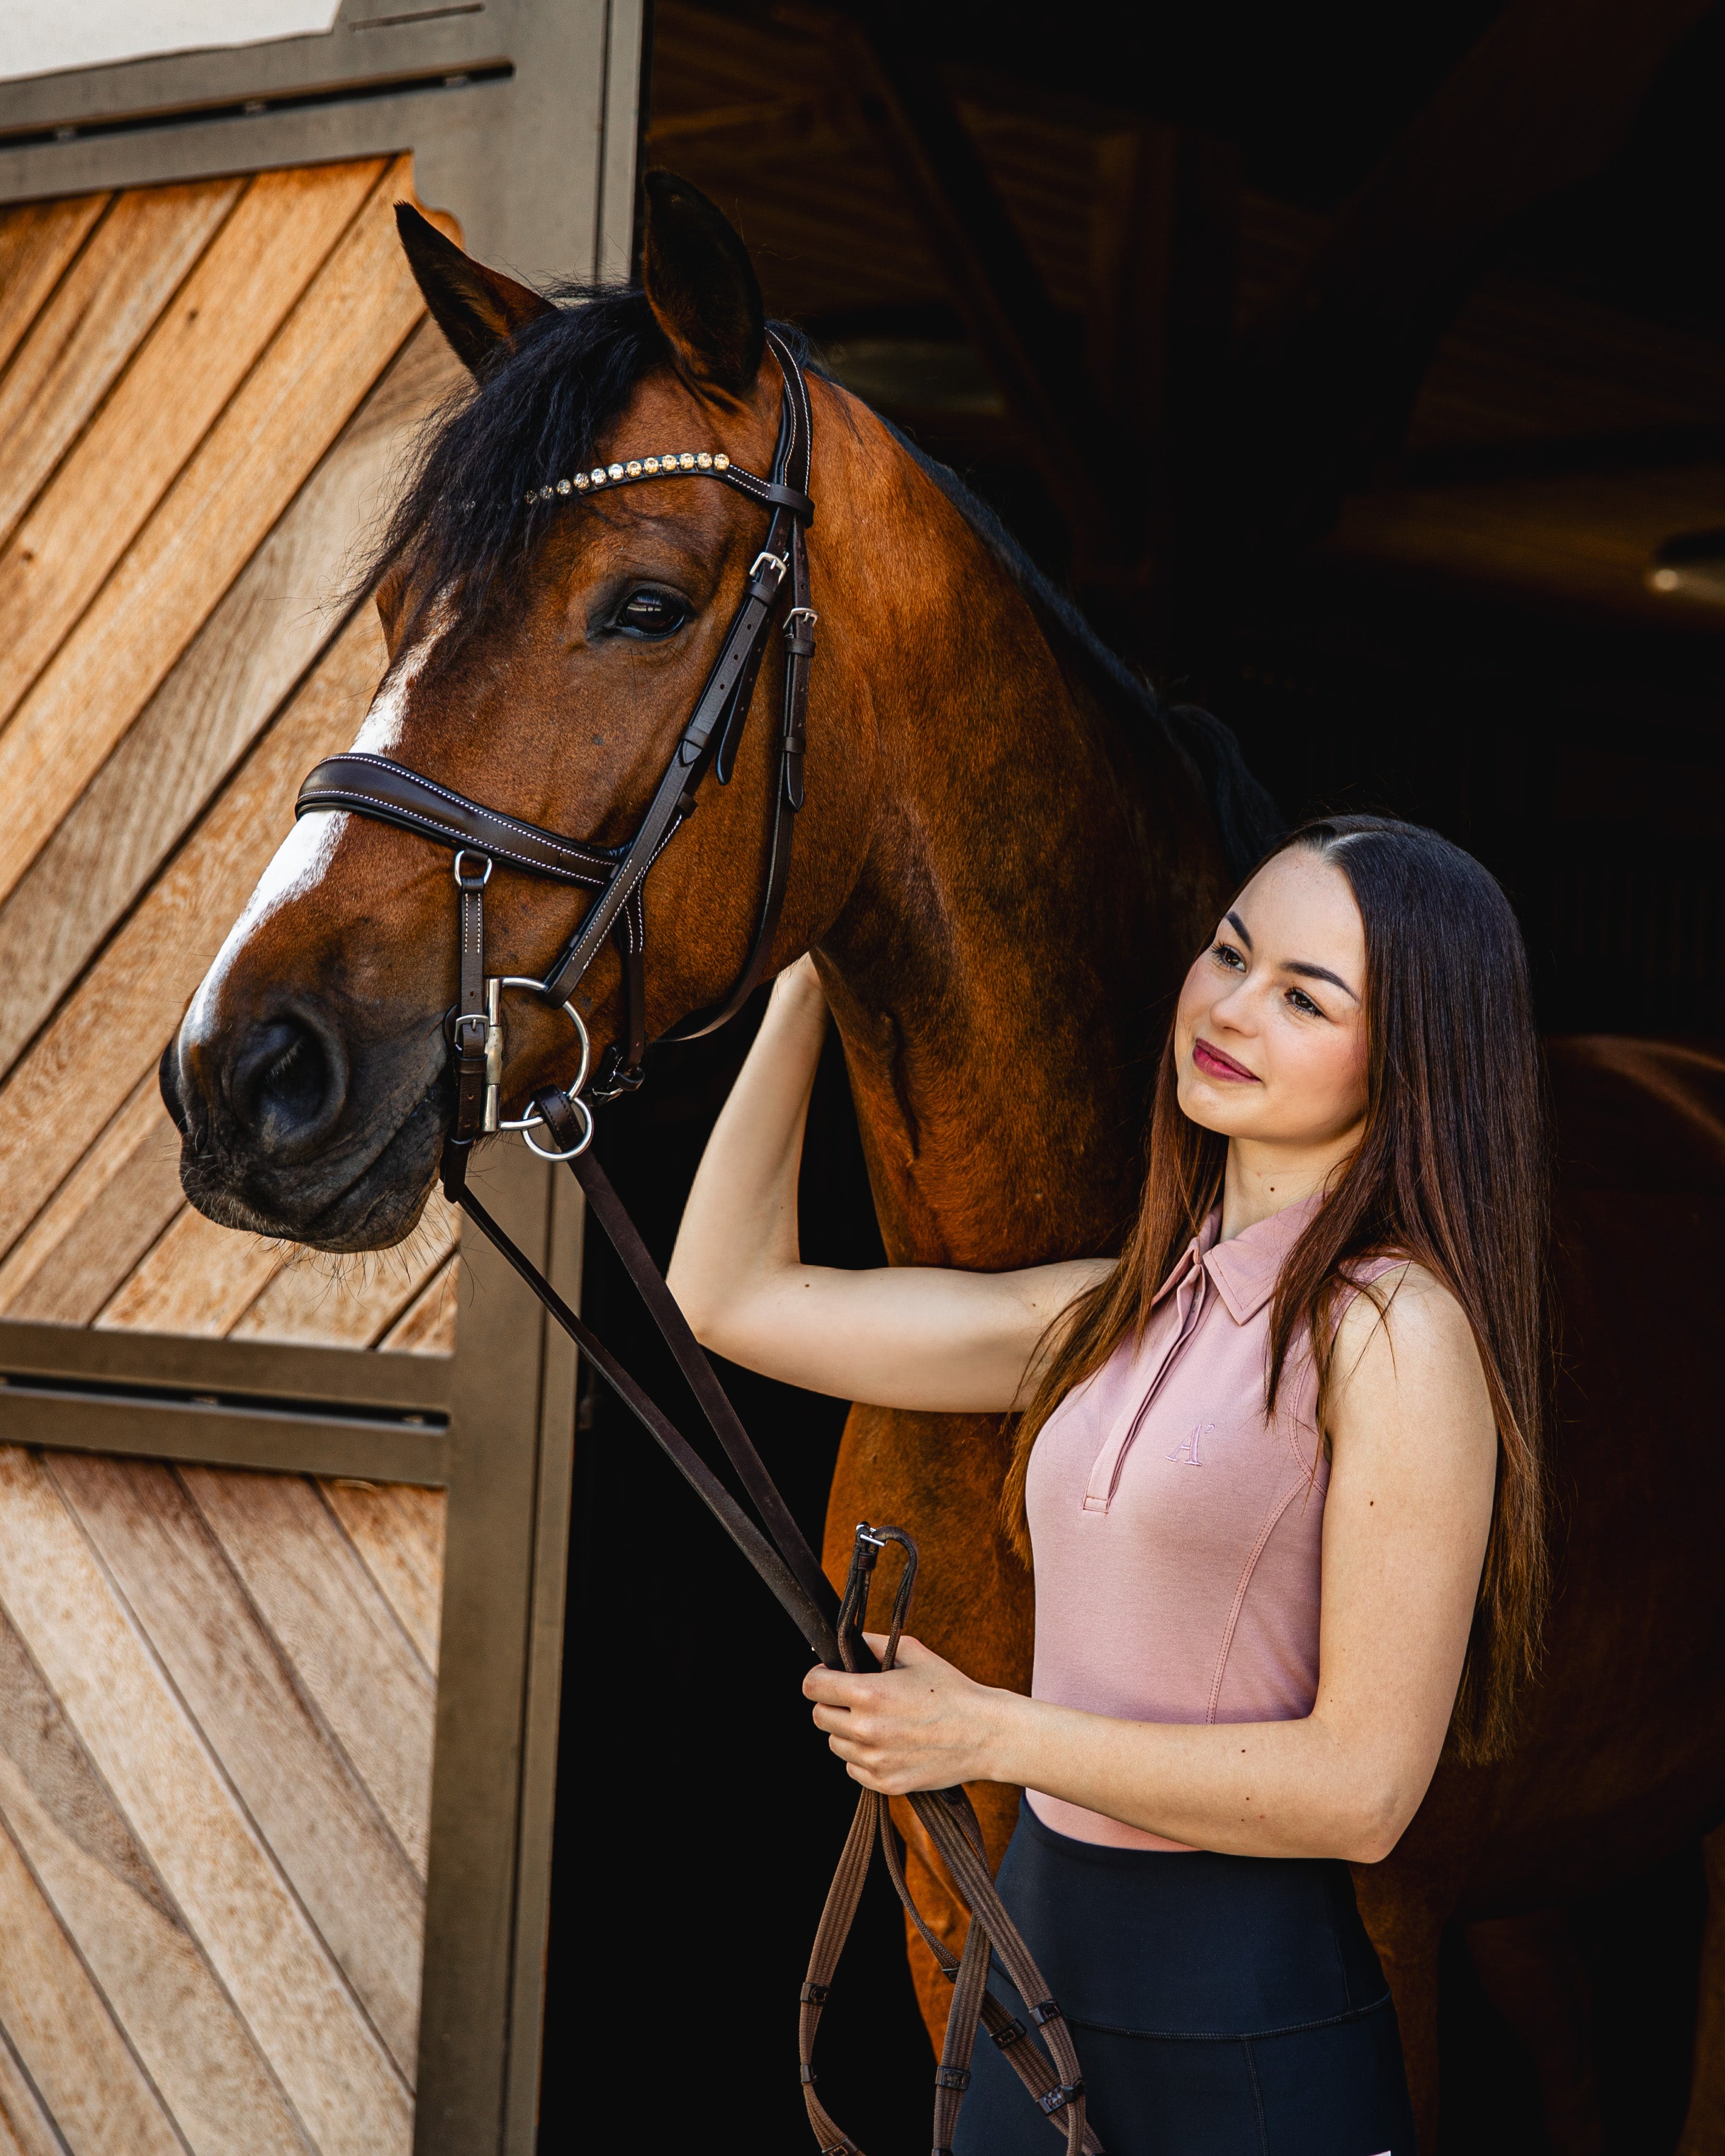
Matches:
[295,329,814,1156]
[747,549,789,594]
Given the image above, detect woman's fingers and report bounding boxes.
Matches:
[801,1638,995,1796]
[803,1663,876,1707]
[859,1629,937,1666]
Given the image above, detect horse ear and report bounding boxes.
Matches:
[640,171,766,400]
[394,202,555,378]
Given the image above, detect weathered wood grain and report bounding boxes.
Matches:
[0,1598,173,1922]
[0,1801,184,2156]
[0,156,424,908]
[0,179,244,555]
[319,1482,447,1677]
[95,1206,287,1339]
[377,1255,461,1357]
[0,191,109,380]
[182,1467,436,1877]
[0,1446,412,2156]
[0,2021,64,2156]
[231,1189,458,1349]
[0,1748,308,2156]
[0,161,380,746]
[0,323,460,1080]
[0,604,386,1263]
[50,1454,427,2078]
[0,1076,183,1324]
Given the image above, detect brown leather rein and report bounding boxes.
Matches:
[293,337,1100,2156]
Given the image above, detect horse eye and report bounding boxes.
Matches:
[614,589,690,639]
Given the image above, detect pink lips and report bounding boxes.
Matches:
[1193,1038,1260,1083]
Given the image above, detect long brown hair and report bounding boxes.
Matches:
[1005,815,1549,1764]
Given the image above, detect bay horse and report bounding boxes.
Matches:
[160,173,1725,2149]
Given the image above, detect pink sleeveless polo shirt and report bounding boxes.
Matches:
[1024,1194,1391,1852]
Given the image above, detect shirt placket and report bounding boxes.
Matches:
[1080,1246,1211,1514]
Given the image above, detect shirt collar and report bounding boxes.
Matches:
[1151,1192,1326,1326]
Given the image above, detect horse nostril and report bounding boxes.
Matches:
[228,1010,348,1158]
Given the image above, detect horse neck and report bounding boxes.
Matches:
[811,425,1224,1270]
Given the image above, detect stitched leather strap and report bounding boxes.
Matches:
[297,329,814,1092]
[297,753,619,887]
[538,535,791,1004]
[439,1137,837,1652]
[451,853,491,1140]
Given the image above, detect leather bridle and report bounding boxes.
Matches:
[296,326,818,1150]
[292,333,1100,2156]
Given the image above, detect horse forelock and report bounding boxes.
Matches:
[357,284,814,645]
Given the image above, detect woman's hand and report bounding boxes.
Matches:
[803,1633,1022,1795]
[771,949,827,1014]
[668,955,1111,1414]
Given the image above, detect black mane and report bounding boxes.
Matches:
[366,285,1280,879]
[357,282,670,620]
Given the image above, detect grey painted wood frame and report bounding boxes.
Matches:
[0,0,645,286]
[0,5,643,2144]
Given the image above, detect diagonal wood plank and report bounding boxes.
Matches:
[95,1208,287,1340]
[230,1190,458,1349]
[376,1258,461,1355]
[51,1456,427,2079]
[0,1747,308,2156]
[0,160,382,741]
[0,1446,412,2156]
[0,1599,174,1923]
[0,1798,183,2156]
[180,1474,437,1880]
[0,2022,63,2156]
[180,1470,435,1877]
[0,323,462,1080]
[0,179,246,555]
[0,157,435,909]
[0,192,110,382]
[318,1483,447,1677]
[0,1077,183,1325]
[0,604,387,1263]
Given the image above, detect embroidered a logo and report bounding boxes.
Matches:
[1166,1421,1215,1468]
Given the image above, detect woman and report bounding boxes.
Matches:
[668,815,1548,2155]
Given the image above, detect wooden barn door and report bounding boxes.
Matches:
[0,9,642,2153]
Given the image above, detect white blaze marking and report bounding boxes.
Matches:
[186,810,346,1039]
[182,615,448,1045]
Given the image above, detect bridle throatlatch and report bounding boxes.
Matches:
[293,335,1099,2156]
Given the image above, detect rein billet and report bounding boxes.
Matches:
[292,336,1099,2156]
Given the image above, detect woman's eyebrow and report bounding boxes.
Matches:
[1284,959,1360,1002]
[1225,909,1252,946]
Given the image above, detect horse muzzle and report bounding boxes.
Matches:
[161,991,448,1250]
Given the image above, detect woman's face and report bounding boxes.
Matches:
[1174,847,1370,1150]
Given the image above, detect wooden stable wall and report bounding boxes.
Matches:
[0,1453,442,2156]
[0,156,464,1343]
[0,162,468,2156]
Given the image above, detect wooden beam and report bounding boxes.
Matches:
[1241,0,1721,541]
[1086,122,1238,643]
[826,13,1123,561]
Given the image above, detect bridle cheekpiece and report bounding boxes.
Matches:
[294,329,815,1161]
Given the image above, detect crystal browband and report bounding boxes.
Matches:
[523,450,731,504]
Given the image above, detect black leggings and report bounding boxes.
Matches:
[953,1802,1418,2156]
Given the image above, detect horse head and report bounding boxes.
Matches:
[162,174,879,1250]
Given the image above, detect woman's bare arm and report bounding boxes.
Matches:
[803,1263,1497,1862]
[666,956,1109,1412]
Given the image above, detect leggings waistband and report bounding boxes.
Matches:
[989,1798,1390,2038]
